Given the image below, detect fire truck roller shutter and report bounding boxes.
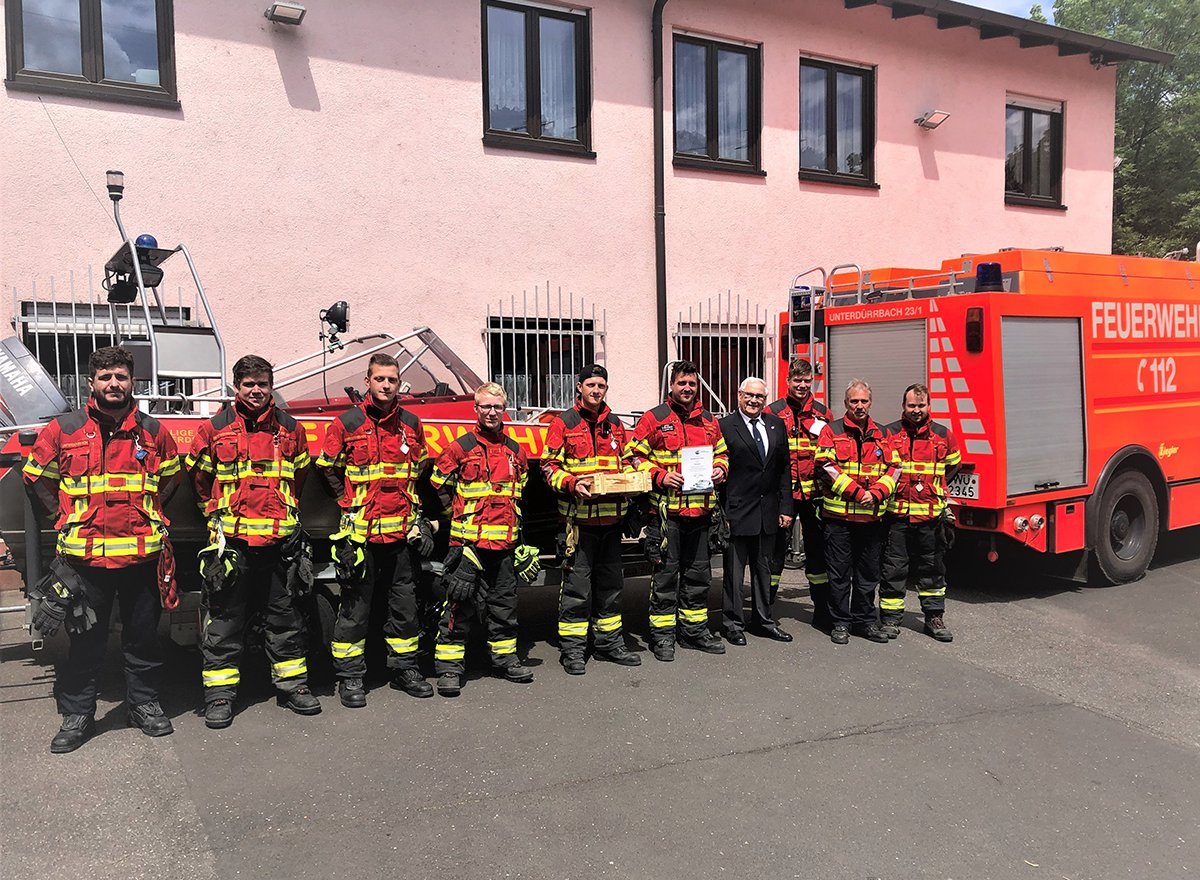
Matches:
[826,320,926,419]
[1001,317,1086,496]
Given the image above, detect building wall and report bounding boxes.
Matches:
[0,0,1116,413]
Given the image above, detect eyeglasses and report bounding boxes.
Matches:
[741,392,766,400]
[476,403,505,412]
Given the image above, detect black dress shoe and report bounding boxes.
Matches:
[750,625,793,643]
[280,686,322,715]
[128,700,174,737]
[204,699,234,729]
[50,714,95,754]
[723,629,748,646]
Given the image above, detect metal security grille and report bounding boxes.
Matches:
[826,320,926,421]
[10,268,207,408]
[485,284,607,411]
[1001,316,1085,495]
[674,294,771,415]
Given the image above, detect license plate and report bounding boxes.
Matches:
[947,472,979,500]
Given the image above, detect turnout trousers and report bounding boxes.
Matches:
[331,542,422,679]
[823,519,884,629]
[723,531,776,632]
[559,523,626,658]
[434,548,519,675]
[649,515,712,646]
[879,518,944,623]
[55,560,163,716]
[200,540,309,703]
[771,500,829,626]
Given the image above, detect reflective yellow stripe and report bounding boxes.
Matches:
[203,668,241,687]
[488,638,517,655]
[678,607,708,623]
[22,456,58,479]
[330,640,365,659]
[879,598,906,611]
[593,615,621,633]
[917,586,946,598]
[649,613,676,629]
[807,572,829,586]
[435,643,465,661]
[770,575,781,588]
[344,462,417,482]
[558,620,589,637]
[272,657,307,680]
[386,636,419,655]
[57,532,163,557]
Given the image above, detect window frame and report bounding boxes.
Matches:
[797,56,876,188]
[5,0,178,109]
[1004,100,1065,209]
[480,0,594,159]
[671,33,764,176]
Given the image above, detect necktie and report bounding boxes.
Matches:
[751,418,766,459]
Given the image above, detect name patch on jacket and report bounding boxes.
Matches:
[658,424,676,433]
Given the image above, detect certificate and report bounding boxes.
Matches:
[680,445,714,493]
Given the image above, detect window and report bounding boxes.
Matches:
[5,0,177,107]
[673,35,762,174]
[481,1,593,157]
[486,316,600,410]
[1005,97,1064,207]
[799,57,875,186]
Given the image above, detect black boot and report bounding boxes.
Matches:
[560,654,587,675]
[680,631,726,654]
[391,667,434,698]
[50,714,95,754]
[595,645,642,666]
[280,686,322,715]
[339,678,367,709]
[128,700,174,737]
[204,699,234,729]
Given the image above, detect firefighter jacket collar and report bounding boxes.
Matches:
[234,398,279,430]
[365,399,404,425]
[667,395,705,422]
[843,414,884,441]
[86,399,136,433]
[786,392,817,416]
[899,416,931,439]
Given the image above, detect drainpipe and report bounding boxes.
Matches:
[652,0,670,373]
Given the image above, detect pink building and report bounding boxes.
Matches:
[0,0,1166,413]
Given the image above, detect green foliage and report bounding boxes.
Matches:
[1028,5,1049,24]
[1053,0,1200,256]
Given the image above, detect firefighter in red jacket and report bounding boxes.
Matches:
[542,364,642,675]
[815,379,899,645]
[625,360,729,661]
[767,356,833,631]
[430,382,533,697]
[881,383,961,642]
[317,352,435,707]
[23,346,180,753]
[187,354,319,728]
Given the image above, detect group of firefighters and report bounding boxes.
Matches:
[21,344,960,753]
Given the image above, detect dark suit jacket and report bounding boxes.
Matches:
[718,410,794,536]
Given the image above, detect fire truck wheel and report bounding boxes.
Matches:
[1093,468,1160,585]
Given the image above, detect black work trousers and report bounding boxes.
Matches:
[200,540,308,703]
[559,523,626,658]
[434,548,519,675]
[880,518,945,622]
[331,541,422,679]
[55,560,163,716]
[722,532,776,632]
[823,519,884,629]
[771,499,829,627]
[649,515,712,645]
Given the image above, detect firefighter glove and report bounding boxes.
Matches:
[514,544,541,584]
[282,530,314,599]
[199,543,240,599]
[621,498,647,540]
[708,506,730,556]
[28,557,92,638]
[447,547,482,601]
[407,516,436,558]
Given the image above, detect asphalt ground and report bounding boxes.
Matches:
[2,532,1200,880]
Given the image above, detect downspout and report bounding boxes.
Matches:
[652,0,670,373]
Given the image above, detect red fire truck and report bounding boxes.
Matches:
[777,248,1200,584]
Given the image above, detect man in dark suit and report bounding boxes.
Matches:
[718,378,795,645]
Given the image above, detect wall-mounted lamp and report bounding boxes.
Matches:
[106,170,125,202]
[914,110,951,130]
[264,2,306,25]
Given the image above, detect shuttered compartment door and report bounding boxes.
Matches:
[1001,317,1085,495]
[826,320,926,419]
